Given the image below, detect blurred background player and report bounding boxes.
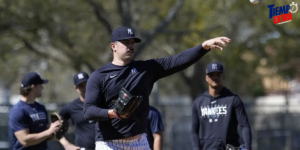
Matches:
[9,72,61,150]
[59,72,95,150]
[146,105,164,150]
[190,62,252,150]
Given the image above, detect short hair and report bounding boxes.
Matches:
[20,86,32,96]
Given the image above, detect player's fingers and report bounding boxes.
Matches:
[220,37,231,41]
[212,45,223,51]
[215,40,226,47]
[219,37,231,43]
[54,121,61,126]
[218,40,226,46]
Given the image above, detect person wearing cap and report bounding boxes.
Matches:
[83,26,231,150]
[9,72,61,150]
[190,62,252,150]
[58,72,95,150]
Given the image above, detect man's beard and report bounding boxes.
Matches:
[36,93,42,98]
[81,93,85,98]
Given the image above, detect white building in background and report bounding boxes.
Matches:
[9,95,22,105]
[290,79,300,93]
[255,93,300,114]
[0,86,10,105]
[253,78,300,114]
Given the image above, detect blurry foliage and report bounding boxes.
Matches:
[0,0,299,102]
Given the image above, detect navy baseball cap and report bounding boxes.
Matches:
[111,27,141,43]
[206,62,224,74]
[73,72,89,86]
[21,72,48,87]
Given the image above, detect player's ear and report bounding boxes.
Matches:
[74,86,77,89]
[110,42,116,52]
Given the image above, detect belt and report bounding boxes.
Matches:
[120,134,141,140]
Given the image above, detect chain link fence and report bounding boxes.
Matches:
[1,96,300,150]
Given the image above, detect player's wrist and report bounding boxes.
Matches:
[59,137,70,147]
[46,128,52,135]
[201,42,210,50]
[45,130,54,141]
[108,109,118,119]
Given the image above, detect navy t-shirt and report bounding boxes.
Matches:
[84,44,209,141]
[146,106,164,150]
[9,100,49,150]
[59,98,95,149]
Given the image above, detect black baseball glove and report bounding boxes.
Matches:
[50,112,69,140]
[113,88,143,120]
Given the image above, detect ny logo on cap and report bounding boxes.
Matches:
[212,64,218,69]
[128,28,133,35]
[78,73,84,79]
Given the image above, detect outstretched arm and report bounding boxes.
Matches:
[234,96,252,150]
[152,37,231,80]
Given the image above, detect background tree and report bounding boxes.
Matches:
[0,0,299,103]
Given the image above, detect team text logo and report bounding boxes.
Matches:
[201,105,227,123]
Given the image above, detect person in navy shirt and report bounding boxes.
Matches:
[191,62,252,150]
[9,72,61,150]
[146,106,164,150]
[83,26,231,150]
[58,72,95,150]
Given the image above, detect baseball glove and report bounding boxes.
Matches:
[113,88,143,120]
[50,112,69,140]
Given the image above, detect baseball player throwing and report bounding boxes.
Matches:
[83,26,231,150]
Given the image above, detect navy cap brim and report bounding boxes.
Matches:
[206,71,223,74]
[41,79,49,84]
[75,79,88,86]
[116,37,142,43]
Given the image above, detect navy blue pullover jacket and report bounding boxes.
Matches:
[191,87,252,150]
[83,44,208,141]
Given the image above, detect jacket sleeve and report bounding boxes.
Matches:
[83,71,110,121]
[233,96,252,150]
[191,100,200,150]
[151,44,209,80]
[59,104,71,120]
